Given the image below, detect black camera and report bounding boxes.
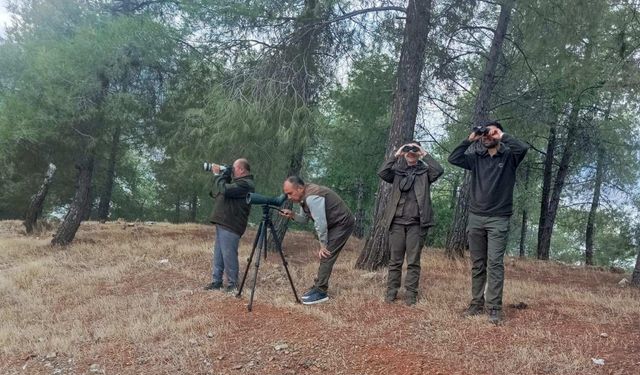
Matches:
[473,125,489,135]
[402,145,420,152]
[203,162,229,173]
[246,193,288,206]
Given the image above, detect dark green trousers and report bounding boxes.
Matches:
[387,223,426,297]
[314,216,355,293]
[467,213,510,310]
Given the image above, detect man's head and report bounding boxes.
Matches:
[283,176,306,203]
[480,121,504,149]
[233,158,250,178]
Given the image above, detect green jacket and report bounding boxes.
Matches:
[378,155,444,230]
[208,174,255,236]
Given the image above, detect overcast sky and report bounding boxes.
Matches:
[0,0,12,38]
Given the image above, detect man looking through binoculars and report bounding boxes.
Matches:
[204,159,255,293]
[378,141,444,305]
[448,121,528,324]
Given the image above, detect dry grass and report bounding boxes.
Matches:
[1,220,638,375]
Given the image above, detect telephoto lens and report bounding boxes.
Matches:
[203,162,227,173]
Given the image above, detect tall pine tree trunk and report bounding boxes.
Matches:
[537,122,556,259]
[356,0,432,270]
[632,246,640,287]
[353,177,365,239]
[585,97,612,265]
[585,146,604,266]
[519,163,530,258]
[174,197,181,223]
[446,173,469,258]
[51,145,95,246]
[445,0,515,258]
[189,193,198,222]
[537,104,579,259]
[24,163,57,234]
[97,123,121,222]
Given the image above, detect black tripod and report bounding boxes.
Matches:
[236,204,300,311]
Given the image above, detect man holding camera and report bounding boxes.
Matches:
[204,159,255,293]
[280,176,355,305]
[448,121,528,324]
[378,141,444,306]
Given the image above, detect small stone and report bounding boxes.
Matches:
[89,363,101,373]
[618,278,629,287]
[600,333,609,338]
[45,352,57,360]
[189,338,198,346]
[274,343,289,351]
[207,332,214,338]
[232,364,243,370]
[592,358,605,366]
[217,356,225,361]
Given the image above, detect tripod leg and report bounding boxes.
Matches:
[237,221,264,298]
[267,220,300,304]
[247,221,267,312]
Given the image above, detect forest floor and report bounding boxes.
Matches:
[1,220,639,375]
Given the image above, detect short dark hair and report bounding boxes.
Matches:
[410,140,421,146]
[483,120,504,131]
[286,175,305,187]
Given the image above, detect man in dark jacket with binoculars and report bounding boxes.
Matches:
[448,121,528,324]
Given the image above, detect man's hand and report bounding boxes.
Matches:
[279,209,295,220]
[468,132,481,142]
[211,163,221,174]
[318,246,331,259]
[416,144,428,158]
[487,126,503,140]
[394,145,406,158]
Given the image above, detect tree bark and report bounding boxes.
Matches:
[174,197,180,223]
[97,123,121,222]
[189,192,198,222]
[445,0,515,257]
[446,172,469,258]
[585,146,604,265]
[24,163,57,234]
[519,163,530,258]
[51,146,95,246]
[632,246,640,287]
[353,177,365,238]
[356,0,432,270]
[536,122,556,259]
[537,104,579,259]
[585,96,613,265]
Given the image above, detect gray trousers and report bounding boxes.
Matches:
[212,225,241,287]
[314,217,355,293]
[467,213,510,310]
[387,223,426,297]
